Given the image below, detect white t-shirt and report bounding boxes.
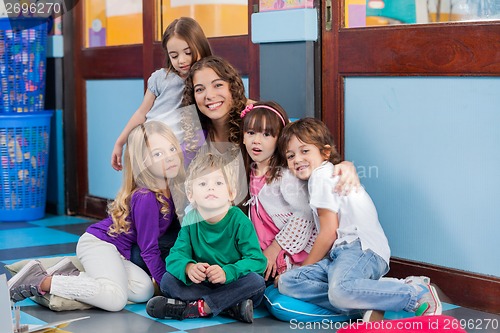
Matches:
[308,161,391,265]
[145,69,185,141]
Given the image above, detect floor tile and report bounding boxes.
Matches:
[2,215,497,333]
[0,227,79,250]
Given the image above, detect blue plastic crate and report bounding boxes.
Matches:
[0,111,53,221]
[0,18,48,113]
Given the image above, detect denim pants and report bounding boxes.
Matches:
[160,271,266,316]
[278,239,419,313]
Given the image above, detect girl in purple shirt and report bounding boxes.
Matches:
[8,121,184,312]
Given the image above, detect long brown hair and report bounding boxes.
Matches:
[241,101,290,184]
[161,17,212,75]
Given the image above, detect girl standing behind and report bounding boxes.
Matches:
[111,17,212,171]
[9,121,185,312]
[241,101,317,281]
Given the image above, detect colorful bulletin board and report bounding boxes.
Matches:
[345,0,367,28]
[259,0,314,12]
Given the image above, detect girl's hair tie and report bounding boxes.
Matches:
[240,104,286,126]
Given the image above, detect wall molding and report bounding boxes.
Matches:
[388,257,500,314]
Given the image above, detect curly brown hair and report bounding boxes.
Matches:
[182,55,247,148]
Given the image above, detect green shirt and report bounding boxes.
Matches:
[166,206,267,285]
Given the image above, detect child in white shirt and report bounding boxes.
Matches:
[277,117,442,317]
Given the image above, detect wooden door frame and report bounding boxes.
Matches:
[322,1,500,157]
[64,0,260,218]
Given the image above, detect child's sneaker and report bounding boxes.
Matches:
[146,296,202,320]
[8,260,48,302]
[221,299,254,323]
[404,276,431,285]
[46,258,80,276]
[362,310,385,322]
[407,277,442,316]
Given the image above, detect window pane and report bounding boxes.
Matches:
[85,0,143,47]
[156,0,248,40]
[344,0,500,28]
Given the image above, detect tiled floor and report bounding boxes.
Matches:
[1,215,499,332]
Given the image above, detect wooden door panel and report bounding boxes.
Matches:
[322,1,500,155]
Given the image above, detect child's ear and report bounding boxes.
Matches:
[228,189,237,202]
[322,145,332,159]
[186,190,195,204]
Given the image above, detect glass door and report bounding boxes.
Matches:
[65,0,259,218]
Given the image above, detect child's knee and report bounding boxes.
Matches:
[159,271,175,294]
[106,297,128,312]
[128,280,154,303]
[328,281,353,310]
[100,281,129,311]
[247,272,266,291]
[277,272,299,297]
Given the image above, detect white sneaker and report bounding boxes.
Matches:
[404,276,431,285]
[363,310,385,322]
[407,276,443,316]
[46,258,80,276]
[8,260,48,302]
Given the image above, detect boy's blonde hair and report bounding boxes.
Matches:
[108,122,185,235]
[185,153,238,204]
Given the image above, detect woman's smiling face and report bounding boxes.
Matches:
[192,67,233,123]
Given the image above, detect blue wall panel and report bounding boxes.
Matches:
[344,77,500,277]
[86,79,144,199]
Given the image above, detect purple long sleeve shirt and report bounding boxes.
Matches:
[86,188,175,283]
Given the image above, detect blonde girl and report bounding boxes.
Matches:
[9,121,185,312]
[111,17,212,170]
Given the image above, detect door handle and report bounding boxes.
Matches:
[325,0,332,31]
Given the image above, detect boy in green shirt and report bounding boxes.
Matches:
[146,153,267,323]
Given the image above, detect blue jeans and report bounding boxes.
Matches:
[278,239,419,313]
[160,271,266,316]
